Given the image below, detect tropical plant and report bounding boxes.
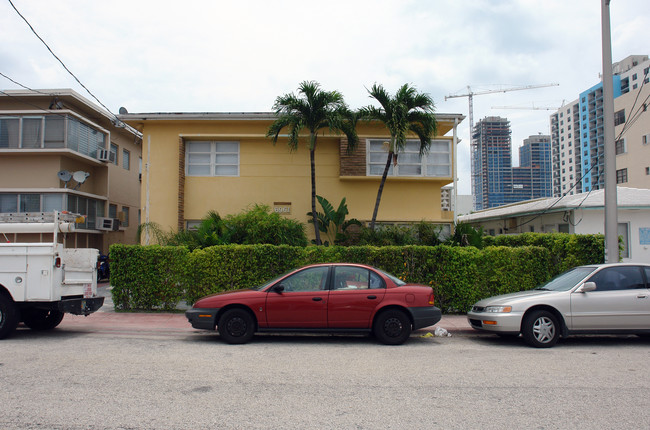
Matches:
[266,81,358,245]
[358,83,437,230]
[446,221,484,248]
[307,195,362,245]
[151,206,308,249]
[136,221,167,245]
[224,204,308,246]
[355,221,444,246]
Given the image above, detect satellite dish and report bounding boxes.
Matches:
[73,171,90,184]
[119,107,128,114]
[57,170,73,182]
[72,171,90,190]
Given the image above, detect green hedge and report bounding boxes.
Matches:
[110,234,604,313]
[111,243,556,313]
[482,233,605,275]
[110,245,191,311]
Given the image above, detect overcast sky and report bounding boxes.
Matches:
[2,0,649,194]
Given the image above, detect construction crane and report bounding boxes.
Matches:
[491,104,559,111]
[444,83,559,209]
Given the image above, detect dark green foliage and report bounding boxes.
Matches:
[358,83,438,230]
[414,222,444,246]
[224,205,308,246]
[355,222,444,246]
[266,81,358,245]
[111,233,604,313]
[162,205,308,249]
[482,232,605,276]
[357,225,419,246]
[110,244,190,311]
[308,196,362,245]
[446,222,484,248]
[164,211,226,249]
[110,243,547,313]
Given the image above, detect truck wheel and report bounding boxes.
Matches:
[0,294,20,339]
[22,309,65,331]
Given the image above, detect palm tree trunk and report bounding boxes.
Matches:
[310,147,322,245]
[370,151,393,231]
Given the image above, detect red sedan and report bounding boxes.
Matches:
[186,263,441,345]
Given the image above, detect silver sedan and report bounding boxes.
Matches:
[467,263,650,347]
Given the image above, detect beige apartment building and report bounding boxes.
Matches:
[614,64,650,189]
[0,89,142,253]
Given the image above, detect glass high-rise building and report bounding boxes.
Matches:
[472,117,512,210]
[472,116,552,210]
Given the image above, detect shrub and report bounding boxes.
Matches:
[482,232,604,275]
[224,204,308,246]
[156,205,308,249]
[445,222,484,248]
[112,243,554,313]
[110,244,190,311]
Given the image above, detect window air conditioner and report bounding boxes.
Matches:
[96,217,120,231]
[97,149,110,162]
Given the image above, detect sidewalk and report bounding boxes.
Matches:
[79,283,476,336]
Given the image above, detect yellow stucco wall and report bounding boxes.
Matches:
[135,117,457,241]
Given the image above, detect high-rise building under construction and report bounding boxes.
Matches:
[472,117,552,210]
[472,117,512,210]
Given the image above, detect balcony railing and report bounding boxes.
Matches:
[0,114,107,160]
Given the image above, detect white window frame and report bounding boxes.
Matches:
[366,138,451,178]
[185,141,240,177]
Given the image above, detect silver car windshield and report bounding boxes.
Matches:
[534,267,597,291]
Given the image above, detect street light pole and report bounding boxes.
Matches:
[601,0,618,263]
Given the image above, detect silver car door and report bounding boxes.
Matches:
[570,266,649,330]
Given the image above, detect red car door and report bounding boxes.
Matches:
[265,266,329,328]
[328,266,386,328]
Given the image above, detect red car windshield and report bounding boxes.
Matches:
[376,268,406,286]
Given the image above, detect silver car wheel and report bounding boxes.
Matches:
[522,310,560,348]
[532,316,555,344]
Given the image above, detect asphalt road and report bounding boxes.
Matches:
[1,317,649,430]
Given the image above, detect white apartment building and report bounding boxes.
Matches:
[550,55,650,197]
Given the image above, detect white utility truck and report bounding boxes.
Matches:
[0,211,104,339]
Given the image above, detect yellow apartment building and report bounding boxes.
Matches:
[120,112,464,243]
[0,89,142,253]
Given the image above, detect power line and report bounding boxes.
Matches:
[509,74,650,231]
[0,89,69,119]
[0,73,142,139]
[0,71,52,95]
[6,0,137,135]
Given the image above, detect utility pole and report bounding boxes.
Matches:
[601,0,618,263]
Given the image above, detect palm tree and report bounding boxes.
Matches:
[359,83,437,230]
[267,81,358,245]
